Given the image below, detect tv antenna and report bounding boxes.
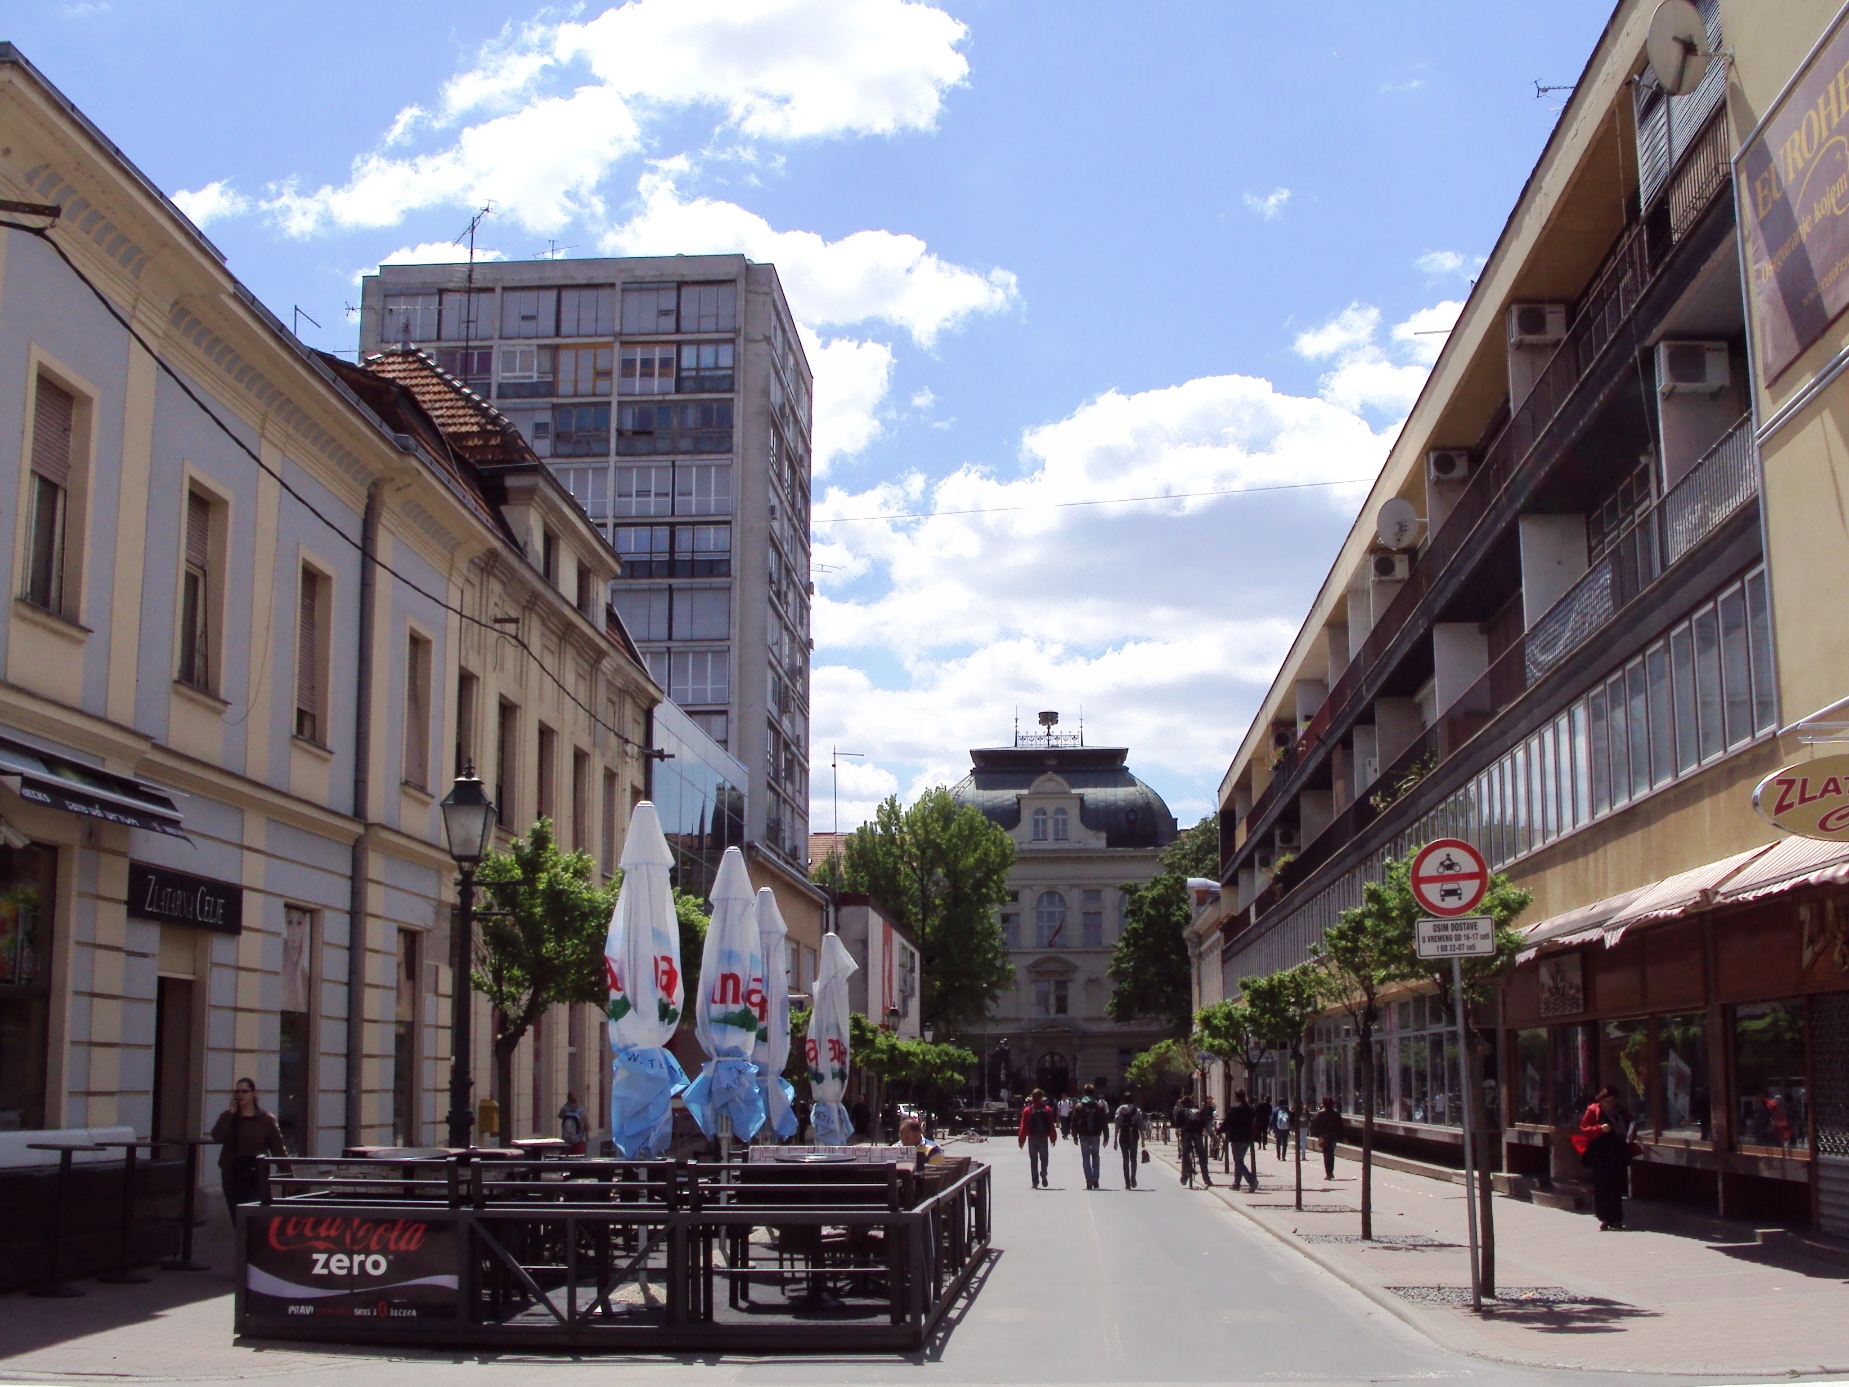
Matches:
[1533,80,1575,98]
[455,204,494,366]
[538,239,577,260]
[291,305,322,340]
[831,747,864,836]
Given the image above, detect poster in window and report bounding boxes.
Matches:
[1537,952,1585,1018]
[243,1211,460,1325]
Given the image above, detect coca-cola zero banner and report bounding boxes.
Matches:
[244,1211,460,1323]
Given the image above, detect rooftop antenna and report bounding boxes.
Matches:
[1078,706,1085,747]
[830,747,863,837]
[538,239,577,261]
[291,305,321,340]
[1532,80,1574,98]
[455,203,493,374]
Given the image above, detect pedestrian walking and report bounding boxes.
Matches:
[1171,1094,1197,1185]
[1272,1101,1291,1159]
[557,1092,588,1154]
[1199,1096,1219,1169]
[211,1076,287,1222]
[1057,1094,1075,1140]
[851,1098,871,1140]
[1018,1088,1059,1188]
[1112,1094,1145,1188]
[1310,1095,1343,1180]
[1573,1085,1636,1230]
[1252,1095,1273,1165]
[1188,1097,1214,1186]
[1070,1083,1111,1189]
[1222,1089,1258,1191]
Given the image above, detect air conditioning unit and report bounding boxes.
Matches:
[1372,552,1411,582]
[1363,756,1381,783]
[1656,340,1730,395]
[1427,449,1471,484]
[1254,851,1276,874]
[1274,827,1300,850]
[1508,303,1567,346]
[1271,726,1295,751]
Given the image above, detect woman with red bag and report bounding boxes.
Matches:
[1570,1085,1635,1230]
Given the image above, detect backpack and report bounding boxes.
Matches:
[1026,1103,1056,1138]
[1073,1098,1108,1137]
[1113,1102,1140,1130]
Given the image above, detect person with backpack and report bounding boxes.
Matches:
[1310,1095,1344,1180]
[1171,1094,1212,1186]
[1069,1084,1111,1189]
[1251,1095,1273,1167]
[1273,1100,1292,1158]
[1221,1089,1258,1191]
[1112,1094,1145,1189]
[557,1092,588,1155]
[1018,1088,1059,1188]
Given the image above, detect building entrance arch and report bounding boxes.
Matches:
[1035,1051,1071,1099]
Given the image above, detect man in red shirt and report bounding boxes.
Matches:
[1018,1088,1059,1188]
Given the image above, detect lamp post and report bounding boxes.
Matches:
[440,767,497,1149]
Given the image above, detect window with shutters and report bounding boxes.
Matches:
[557,285,616,338]
[403,631,432,790]
[500,288,558,339]
[537,725,558,823]
[621,284,678,335]
[294,566,328,744]
[496,700,519,826]
[678,282,737,333]
[382,293,439,342]
[620,343,677,395]
[555,344,613,397]
[571,749,590,853]
[455,669,479,778]
[23,376,78,615]
[177,488,216,692]
[601,768,619,875]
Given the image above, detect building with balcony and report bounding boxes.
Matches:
[1209,0,1849,1231]
[953,727,1178,1098]
[360,254,815,870]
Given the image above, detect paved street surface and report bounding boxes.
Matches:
[0,1139,1831,1387]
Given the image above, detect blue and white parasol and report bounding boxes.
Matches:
[603,801,689,1158]
[805,931,858,1146]
[683,847,768,1142]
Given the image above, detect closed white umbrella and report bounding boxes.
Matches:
[684,847,768,1142]
[753,887,798,1141]
[806,931,858,1146]
[604,801,689,1158]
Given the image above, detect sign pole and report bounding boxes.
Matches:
[1454,953,1482,1312]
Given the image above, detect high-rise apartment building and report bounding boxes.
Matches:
[360,256,814,866]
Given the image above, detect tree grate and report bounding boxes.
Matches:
[1300,1233,1452,1248]
[1386,1285,1612,1307]
[1253,1203,1356,1213]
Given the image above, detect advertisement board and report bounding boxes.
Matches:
[243,1210,460,1324]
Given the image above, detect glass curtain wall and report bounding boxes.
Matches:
[650,699,747,903]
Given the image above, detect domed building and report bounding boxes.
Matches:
[950,720,1178,1100]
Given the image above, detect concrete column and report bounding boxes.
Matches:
[1374,698,1422,768]
[1369,574,1404,627]
[1429,477,1466,534]
[1298,790,1333,845]
[1347,590,1372,659]
[1326,621,1349,683]
[1353,724,1379,792]
[1658,346,1743,486]
[1295,678,1327,730]
[1519,514,1589,628]
[1432,622,1491,714]
[1330,743,1353,813]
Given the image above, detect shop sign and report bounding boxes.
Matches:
[1537,953,1585,1017]
[1753,754,1849,840]
[127,861,242,934]
[1739,7,1849,382]
[243,1211,459,1323]
[1415,915,1496,960]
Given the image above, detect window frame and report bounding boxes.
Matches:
[294,559,333,746]
[16,361,95,625]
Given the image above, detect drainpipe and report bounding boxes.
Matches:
[345,481,383,1147]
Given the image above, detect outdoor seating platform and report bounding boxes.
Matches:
[236,1147,991,1351]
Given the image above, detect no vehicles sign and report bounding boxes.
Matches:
[1409,838,1489,917]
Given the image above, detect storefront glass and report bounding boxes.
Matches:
[1552,1021,1599,1125]
[1657,1011,1710,1141]
[1599,1017,1651,1134]
[1733,999,1808,1153]
[651,700,747,903]
[0,843,56,1131]
[1514,1027,1548,1124]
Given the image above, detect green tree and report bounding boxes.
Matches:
[472,819,617,1145]
[1124,1036,1196,1095]
[1320,871,1425,1239]
[1107,872,1194,1033]
[1194,998,1268,1098]
[1241,962,1326,1209]
[672,888,709,1008]
[814,789,1016,1027]
[1106,815,1221,1035]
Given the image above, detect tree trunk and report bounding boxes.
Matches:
[1359,1023,1375,1241]
[493,1022,516,1149]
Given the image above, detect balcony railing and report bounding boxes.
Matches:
[1249,410,1756,912]
[1228,109,1734,876]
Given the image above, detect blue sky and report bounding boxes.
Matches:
[10,0,1614,830]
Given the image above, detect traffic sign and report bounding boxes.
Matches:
[1194,1050,1215,1071]
[1415,915,1496,960]
[1409,838,1489,917]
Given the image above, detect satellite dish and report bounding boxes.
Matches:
[1647,0,1712,96]
[1376,496,1422,551]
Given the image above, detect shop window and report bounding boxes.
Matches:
[1656,1011,1710,1142]
[1732,999,1808,1154]
[278,905,314,1155]
[392,929,419,1146]
[1552,1021,1599,1126]
[1513,1027,1548,1125]
[1598,1017,1651,1135]
[0,843,56,1131]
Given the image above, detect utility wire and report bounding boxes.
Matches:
[2,215,653,760]
[813,476,1374,525]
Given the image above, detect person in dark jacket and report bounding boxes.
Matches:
[1310,1095,1344,1180]
[1018,1089,1059,1188]
[1111,1095,1145,1189]
[1574,1086,1634,1229]
[1251,1096,1273,1167]
[1221,1090,1258,1191]
[1171,1095,1212,1187]
[212,1076,288,1218]
[1069,1084,1112,1189]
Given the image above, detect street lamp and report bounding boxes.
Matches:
[440,766,497,1149]
[885,1005,902,1032]
[923,1024,934,1044]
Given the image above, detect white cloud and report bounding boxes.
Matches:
[1293,303,1379,360]
[910,387,936,410]
[807,334,895,474]
[1391,299,1464,367]
[172,180,251,227]
[377,241,507,267]
[214,0,967,237]
[1417,248,1486,280]
[606,168,1017,347]
[1292,299,1451,415]
[1243,187,1291,220]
